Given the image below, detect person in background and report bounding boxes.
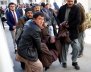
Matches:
[6,2,21,52]
[0,7,4,17]
[74,0,85,58]
[16,12,44,72]
[41,3,55,43]
[32,4,41,13]
[16,7,33,70]
[17,4,24,17]
[53,2,59,11]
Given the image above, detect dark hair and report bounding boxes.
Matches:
[33,12,44,19]
[41,2,45,7]
[25,8,32,13]
[32,4,40,9]
[45,3,49,6]
[8,2,16,8]
[74,0,77,4]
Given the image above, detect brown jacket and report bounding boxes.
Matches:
[76,3,85,32]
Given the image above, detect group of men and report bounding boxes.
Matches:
[5,0,85,72]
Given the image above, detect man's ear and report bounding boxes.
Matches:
[33,18,36,21]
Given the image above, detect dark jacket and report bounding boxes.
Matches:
[6,10,21,31]
[16,16,30,29]
[17,21,42,61]
[17,8,23,17]
[57,4,81,40]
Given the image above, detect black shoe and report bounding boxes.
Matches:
[62,63,67,68]
[15,49,17,54]
[45,67,49,71]
[72,62,80,70]
[58,57,62,64]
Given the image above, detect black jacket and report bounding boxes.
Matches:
[57,4,81,40]
[17,21,41,61]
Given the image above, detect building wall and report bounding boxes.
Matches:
[0,0,7,10]
[88,0,91,12]
[77,0,89,13]
[1,0,91,13]
[8,0,17,4]
[0,0,7,6]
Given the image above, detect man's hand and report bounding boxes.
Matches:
[13,26,16,29]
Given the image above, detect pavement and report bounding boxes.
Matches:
[1,20,91,72]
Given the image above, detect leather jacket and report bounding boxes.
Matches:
[17,21,42,61]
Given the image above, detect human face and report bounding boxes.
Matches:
[45,4,50,9]
[66,0,74,7]
[34,16,44,29]
[34,6,41,12]
[26,11,33,19]
[9,4,16,11]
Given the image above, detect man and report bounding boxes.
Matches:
[74,1,85,58]
[57,0,81,70]
[16,8,33,42]
[16,7,33,70]
[17,4,24,17]
[6,2,21,52]
[41,3,56,43]
[32,4,41,12]
[17,7,33,29]
[16,12,44,72]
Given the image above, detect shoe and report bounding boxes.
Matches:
[15,49,17,54]
[45,67,49,71]
[62,63,67,68]
[58,57,62,64]
[14,46,17,54]
[21,62,25,70]
[72,62,80,70]
[78,54,83,58]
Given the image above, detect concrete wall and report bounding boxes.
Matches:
[88,0,91,12]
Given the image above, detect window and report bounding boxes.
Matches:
[1,1,4,4]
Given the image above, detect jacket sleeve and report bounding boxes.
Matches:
[33,31,41,52]
[6,12,14,27]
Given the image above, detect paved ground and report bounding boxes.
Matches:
[1,21,91,72]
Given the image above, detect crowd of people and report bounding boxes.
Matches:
[2,0,86,72]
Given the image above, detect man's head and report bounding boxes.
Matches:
[45,3,51,9]
[33,12,45,29]
[66,0,74,7]
[33,4,41,12]
[25,8,33,19]
[8,2,16,11]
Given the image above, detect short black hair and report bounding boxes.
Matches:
[41,2,45,7]
[25,8,32,13]
[32,4,40,9]
[45,3,49,6]
[33,12,44,19]
[8,2,16,7]
[74,0,77,4]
